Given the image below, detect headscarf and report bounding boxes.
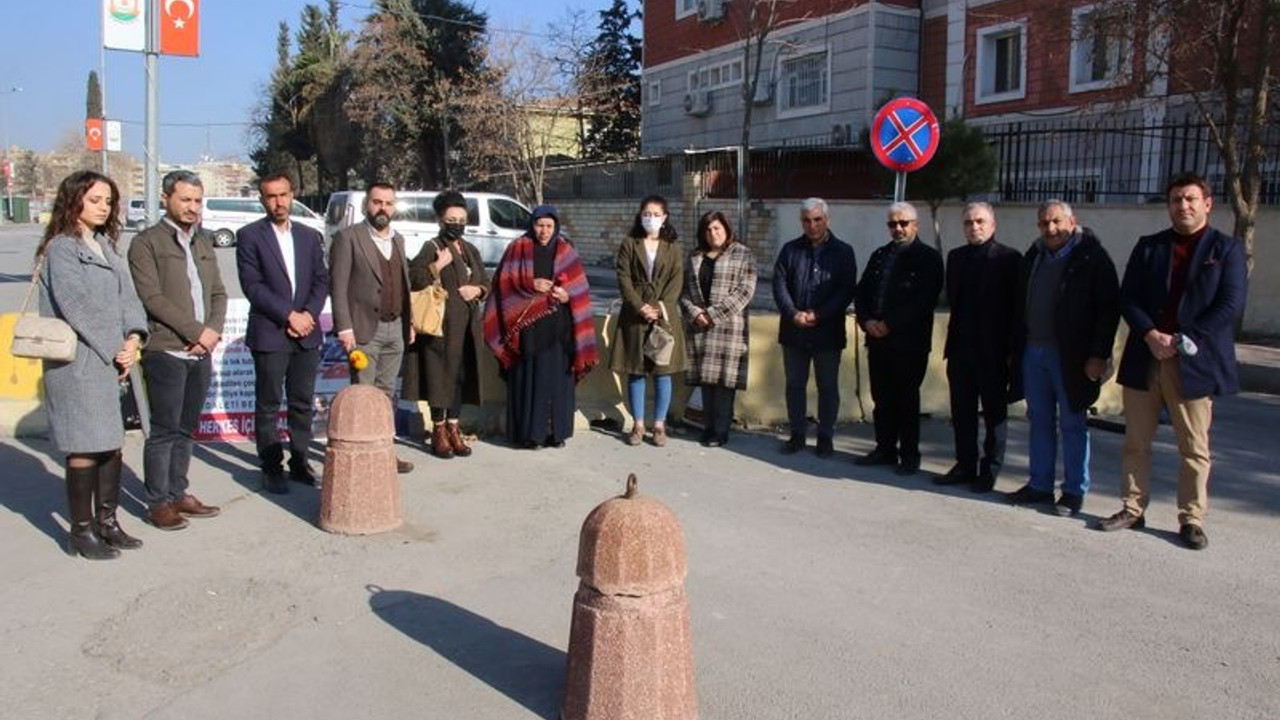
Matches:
[482,205,598,381]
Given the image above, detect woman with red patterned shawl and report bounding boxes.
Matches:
[483,205,598,449]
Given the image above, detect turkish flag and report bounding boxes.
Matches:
[160,0,200,57]
[86,119,104,152]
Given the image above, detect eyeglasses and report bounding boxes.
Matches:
[886,220,915,228]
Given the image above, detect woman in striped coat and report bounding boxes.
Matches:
[679,211,758,447]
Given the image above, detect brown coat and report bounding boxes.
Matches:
[679,241,757,390]
[402,235,490,407]
[328,223,411,344]
[609,235,687,375]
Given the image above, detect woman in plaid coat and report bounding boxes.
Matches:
[680,211,758,447]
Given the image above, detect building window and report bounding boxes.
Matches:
[976,22,1026,104]
[1070,4,1131,92]
[778,49,829,115]
[648,80,661,107]
[676,0,696,20]
[688,60,743,91]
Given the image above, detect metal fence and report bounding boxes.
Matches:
[533,115,1280,205]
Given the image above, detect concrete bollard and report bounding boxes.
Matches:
[318,385,402,535]
[562,473,697,720]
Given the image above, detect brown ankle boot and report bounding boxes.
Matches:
[432,423,454,459]
[446,423,472,457]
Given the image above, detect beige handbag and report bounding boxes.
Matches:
[410,281,448,337]
[643,302,676,366]
[10,252,77,362]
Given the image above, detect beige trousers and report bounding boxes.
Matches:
[1120,358,1213,526]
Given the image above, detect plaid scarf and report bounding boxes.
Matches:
[483,235,598,381]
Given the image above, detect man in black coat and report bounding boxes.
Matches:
[853,202,944,476]
[1007,200,1120,517]
[937,202,1020,493]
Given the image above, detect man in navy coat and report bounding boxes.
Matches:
[1098,172,1248,550]
[235,173,330,493]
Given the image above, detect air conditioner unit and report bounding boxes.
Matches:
[697,0,724,23]
[683,90,712,116]
[751,80,773,106]
[830,123,852,146]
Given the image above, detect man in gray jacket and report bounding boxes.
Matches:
[128,170,228,531]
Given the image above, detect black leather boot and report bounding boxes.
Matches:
[96,451,142,550]
[66,463,120,560]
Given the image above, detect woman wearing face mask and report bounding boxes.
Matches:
[403,191,490,459]
[609,195,686,447]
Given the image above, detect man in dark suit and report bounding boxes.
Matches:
[936,202,1020,493]
[235,173,330,493]
[853,202,944,476]
[1099,173,1248,550]
[329,183,414,474]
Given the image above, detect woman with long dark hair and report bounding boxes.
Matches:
[483,205,597,449]
[37,170,149,559]
[680,211,757,446]
[609,195,686,446]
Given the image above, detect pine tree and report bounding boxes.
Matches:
[580,0,641,160]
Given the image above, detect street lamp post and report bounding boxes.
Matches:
[1,85,23,222]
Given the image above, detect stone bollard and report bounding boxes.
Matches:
[562,474,697,720]
[318,385,402,535]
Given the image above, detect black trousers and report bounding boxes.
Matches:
[699,384,737,441]
[946,351,1009,478]
[141,352,212,508]
[252,341,320,473]
[867,344,929,462]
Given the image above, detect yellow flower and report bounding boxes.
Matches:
[349,349,369,371]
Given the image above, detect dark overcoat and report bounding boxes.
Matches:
[854,237,944,353]
[679,241,758,390]
[402,235,490,407]
[609,235,687,375]
[944,237,1021,362]
[1115,226,1248,398]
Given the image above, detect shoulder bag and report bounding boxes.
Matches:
[410,240,448,337]
[643,302,676,366]
[10,252,78,362]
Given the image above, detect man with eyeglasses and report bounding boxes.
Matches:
[936,202,1020,493]
[772,197,858,458]
[853,202,944,476]
[1007,200,1119,517]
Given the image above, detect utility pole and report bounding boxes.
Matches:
[144,0,160,226]
[1,85,22,223]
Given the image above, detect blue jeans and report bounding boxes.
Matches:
[782,345,841,439]
[628,373,673,425]
[1022,344,1091,496]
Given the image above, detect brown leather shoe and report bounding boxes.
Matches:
[147,502,190,531]
[446,423,472,457]
[432,423,454,459]
[396,457,414,474]
[175,494,220,518]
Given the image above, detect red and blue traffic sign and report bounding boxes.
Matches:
[870,98,940,173]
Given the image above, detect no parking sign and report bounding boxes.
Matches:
[870,98,940,173]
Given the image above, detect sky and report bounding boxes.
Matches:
[0,0,595,164]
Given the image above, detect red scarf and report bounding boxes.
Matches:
[482,235,598,381]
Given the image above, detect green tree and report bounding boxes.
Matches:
[579,0,641,160]
[906,116,998,252]
[86,71,103,120]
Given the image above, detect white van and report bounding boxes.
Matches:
[324,190,531,265]
[202,196,326,248]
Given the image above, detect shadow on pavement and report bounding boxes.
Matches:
[367,587,565,719]
[0,439,66,548]
[192,442,321,522]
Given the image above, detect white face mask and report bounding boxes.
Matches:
[641,216,665,235]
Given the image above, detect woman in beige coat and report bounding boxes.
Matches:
[609,195,686,446]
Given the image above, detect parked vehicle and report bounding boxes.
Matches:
[125,199,160,229]
[201,196,325,248]
[323,190,531,265]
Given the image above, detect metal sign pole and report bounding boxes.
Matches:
[143,0,160,226]
[894,172,906,203]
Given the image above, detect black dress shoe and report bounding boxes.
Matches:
[1097,509,1145,532]
[894,458,920,476]
[543,436,566,449]
[1180,523,1208,550]
[262,470,289,495]
[815,436,834,458]
[970,471,996,494]
[1052,492,1084,517]
[855,449,897,466]
[934,464,974,486]
[780,436,805,455]
[289,466,318,487]
[1006,483,1054,506]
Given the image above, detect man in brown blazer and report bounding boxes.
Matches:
[329,183,415,473]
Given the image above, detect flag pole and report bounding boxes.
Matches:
[143,0,159,226]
